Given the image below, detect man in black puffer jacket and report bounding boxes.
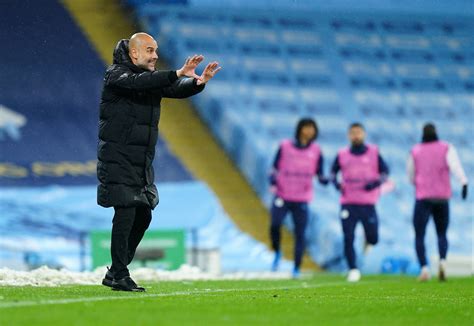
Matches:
[98,33,220,292]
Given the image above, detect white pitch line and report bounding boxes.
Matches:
[0,281,349,309]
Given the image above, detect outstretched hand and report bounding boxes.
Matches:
[462,184,468,200]
[318,176,330,186]
[196,61,221,85]
[334,182,344,194]
[176,54,204,79]
[364,180,382,191]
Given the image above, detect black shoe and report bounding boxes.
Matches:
[111,276,146,292]
[102,267,114,288]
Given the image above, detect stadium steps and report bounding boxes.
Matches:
[61,0,319,271]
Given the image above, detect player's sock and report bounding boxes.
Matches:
[292,267,300,279]
[418,265,431,282]
[347,269,361,282]
[271,251,281,271]
[363,242,374,255]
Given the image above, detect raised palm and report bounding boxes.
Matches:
[177,55,221,84]
[177,54,204,79]
[197,61,222,85]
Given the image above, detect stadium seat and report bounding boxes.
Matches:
[127,5,474,274]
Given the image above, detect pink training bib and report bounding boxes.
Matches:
[276,140,321,202]
[339,144,380,205]
[412,141,451,200]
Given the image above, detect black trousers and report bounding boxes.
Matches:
[270,198,308,270]
[110,206,152,279]
[340,204,378,270]
[413,200,449,267]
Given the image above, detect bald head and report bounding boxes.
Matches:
[128,32,158,71]
[129,33,155,50]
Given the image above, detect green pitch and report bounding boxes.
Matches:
[1,274,472,325]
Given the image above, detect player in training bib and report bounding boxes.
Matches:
[407,123,468,282]
[331,122,389,282]
[269,118,328,278]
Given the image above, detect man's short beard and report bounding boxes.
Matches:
[137,61,155,71]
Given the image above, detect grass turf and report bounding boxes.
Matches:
[0,274,472,325]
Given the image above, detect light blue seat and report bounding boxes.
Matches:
[126,5,474,274]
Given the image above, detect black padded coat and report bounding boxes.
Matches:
[97,39,204,208]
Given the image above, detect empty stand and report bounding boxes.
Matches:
[127,2,474,274]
